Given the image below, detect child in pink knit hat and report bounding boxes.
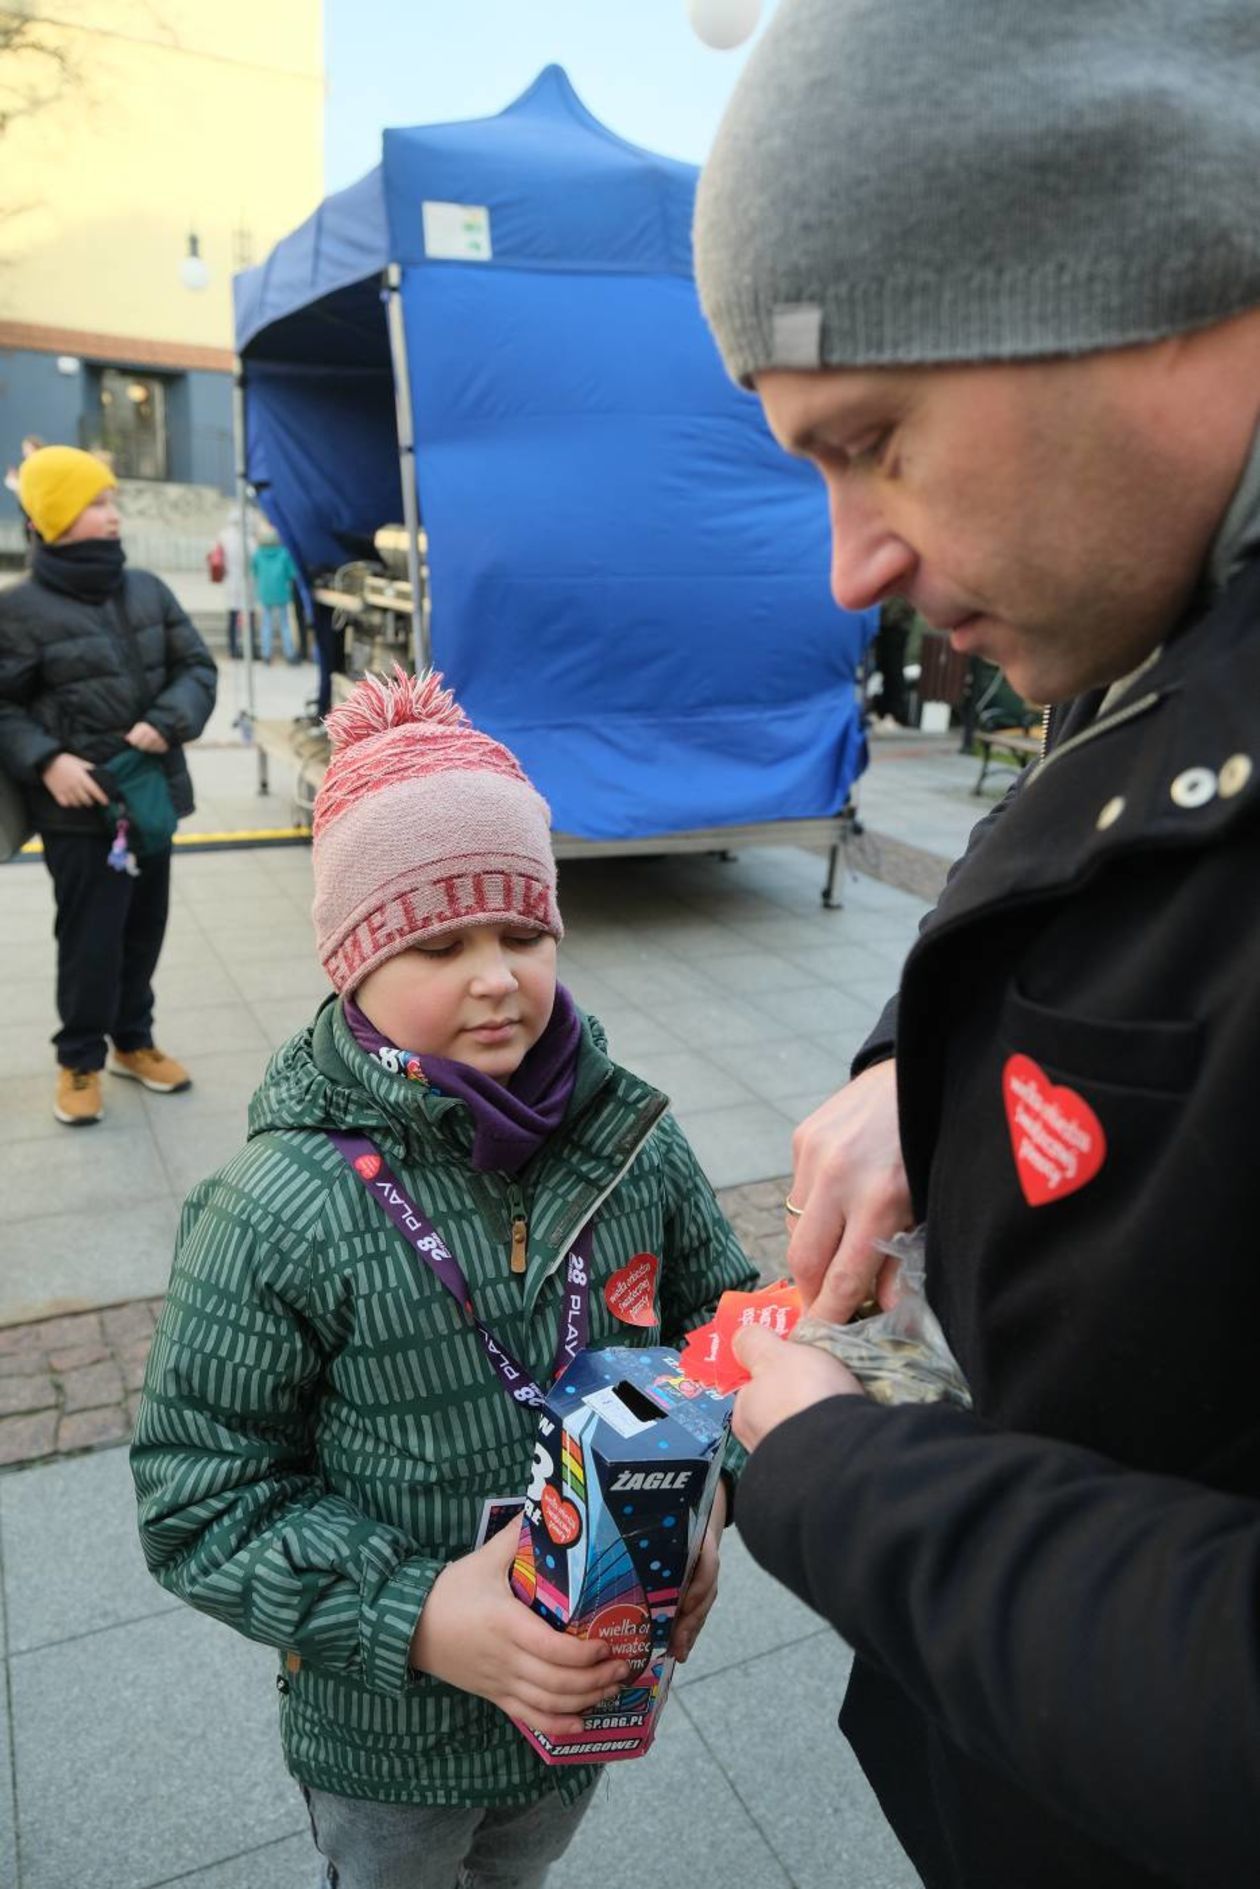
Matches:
[134,668,757,1889]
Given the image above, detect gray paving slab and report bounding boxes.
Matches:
[249,996,325,1051]
[148,1832,314,1888]
[0,1198,181,1319]
[707,1032,855,1104]
[703,948,821,997]
[551,1701,792,1889]
[217,954,329,1006]
[671,1100,793,1190]
[680,1633,920,1889]
[673,1527,826,1687]
[2,1123,170,1223]
[10,1607,303,1889]
[148,1105,254,1199]
[0,1517,17,1889]
[0,1446,176,1654]
[626,1047,758,1114]
[146,1001,272,1059]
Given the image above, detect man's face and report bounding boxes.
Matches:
[58,490,121,544]
[757,350,1232,703]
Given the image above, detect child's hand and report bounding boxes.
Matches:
[409,1523,631,1738]
[671,1481,728,1663]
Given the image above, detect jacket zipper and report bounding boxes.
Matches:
[538,1105,668,1289]
[1027,690,1161,786]
[506,1179,528,1276]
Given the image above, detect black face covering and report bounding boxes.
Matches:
[32,537,127,604]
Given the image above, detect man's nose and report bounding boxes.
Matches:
[828,485,915,613]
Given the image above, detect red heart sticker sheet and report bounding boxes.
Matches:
[353,1152,382,1181]
[1003,1053,1106,1207]
[680,1282,803,1394]
[604,1252,660,1327]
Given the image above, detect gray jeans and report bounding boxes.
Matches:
[303,1782,596,1889]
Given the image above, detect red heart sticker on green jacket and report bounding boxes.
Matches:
[604,1253,660,1327]
[353,1152,382,1182]
[1003,1053,1106,1207]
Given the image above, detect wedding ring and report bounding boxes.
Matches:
[783,1197,804,1218]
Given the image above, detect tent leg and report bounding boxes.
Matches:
[822,841,845,910]
[385,263,428,674]
[233,361,258,733]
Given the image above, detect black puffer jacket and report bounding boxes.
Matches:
[0,566,217,835]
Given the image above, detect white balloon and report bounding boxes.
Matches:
[687,0,763,52]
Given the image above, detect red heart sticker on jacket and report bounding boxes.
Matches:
[604,1253,660,1327]
[1003,1054,1106,1207]
[353,1152,382,1182]
[541,1484,582,1547]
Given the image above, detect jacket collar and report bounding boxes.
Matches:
[922,552,1260,942]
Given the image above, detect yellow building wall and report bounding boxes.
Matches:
[0,0,324,360]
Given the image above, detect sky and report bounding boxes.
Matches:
[323,0,777,190]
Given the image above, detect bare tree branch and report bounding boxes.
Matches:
[0,10,79,141]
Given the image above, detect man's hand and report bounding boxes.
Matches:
[786,1058,912,1326]
[40,753,109,809]
[409,1523,629,1738]
[732,1327,864,1453]
[124,721,169,754]
[671,1480,727,1663]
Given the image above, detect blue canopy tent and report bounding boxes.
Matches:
[234,66,874,844]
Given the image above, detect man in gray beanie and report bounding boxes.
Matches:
[694,3,1260,1886]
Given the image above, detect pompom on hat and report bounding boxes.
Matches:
[312,668,562,995]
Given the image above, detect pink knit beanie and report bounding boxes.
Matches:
[312,668,562,994]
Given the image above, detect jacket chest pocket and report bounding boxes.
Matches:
[1002,984,1203,1097]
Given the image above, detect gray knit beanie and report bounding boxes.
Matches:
[695,0,1260,382]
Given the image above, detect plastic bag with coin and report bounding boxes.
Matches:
[791,1228,972,1409]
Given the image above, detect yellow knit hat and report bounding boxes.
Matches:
[18,446,117,543]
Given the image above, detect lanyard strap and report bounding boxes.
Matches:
[328,1131,591,1409]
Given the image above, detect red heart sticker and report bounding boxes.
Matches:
[1003,1053,1106,1207]
[580,1599,651,1676]
[353,1152,382,1181]
[541,1484,582,1547]
[604,1253,660,1327]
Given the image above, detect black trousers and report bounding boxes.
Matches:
[42,832,171,1070]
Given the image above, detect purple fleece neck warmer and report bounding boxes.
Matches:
[343,985,582,1174]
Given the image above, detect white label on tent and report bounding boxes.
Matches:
[422,201,492,262]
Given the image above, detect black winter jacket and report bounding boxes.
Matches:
[738,555,1260,1888]
[0,566,217,835]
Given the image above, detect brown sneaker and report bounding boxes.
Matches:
[54,1067,104,1126]
[108,1046,192,1094]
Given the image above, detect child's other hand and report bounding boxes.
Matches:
[408,1523,631,1738]
[671,1481,728,1663]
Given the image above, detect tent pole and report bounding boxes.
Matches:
[232,360,258,738]
[384,262,429,673]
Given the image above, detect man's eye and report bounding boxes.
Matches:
[415,942,459,959]
[848,428,893,470]
[505,932,544,949]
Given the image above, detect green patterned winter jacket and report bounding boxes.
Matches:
[132,996,757,1808]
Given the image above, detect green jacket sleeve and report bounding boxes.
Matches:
[131,1142,440,1696]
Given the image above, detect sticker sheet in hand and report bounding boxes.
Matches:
[679,1282,803,1393]
[509,1346,731,1763]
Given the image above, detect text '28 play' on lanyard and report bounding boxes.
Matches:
[328,1132,591,1410]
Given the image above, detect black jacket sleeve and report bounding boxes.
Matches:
[143,581,217,745]
[737,1396,1260,1888]
[0,617,60,782]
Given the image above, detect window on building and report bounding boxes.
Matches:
[93,369,168,480]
